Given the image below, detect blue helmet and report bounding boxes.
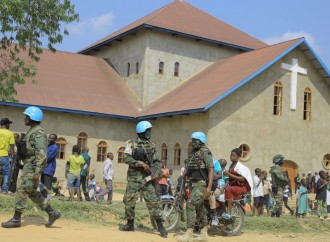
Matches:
[191,131,207,144]
[136,121,152,134]
[273,154,284,164]
[23,106,43,122]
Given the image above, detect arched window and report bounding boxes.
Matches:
[77,132,88,152]
[56,137,67,159]
[161,143,168,161]
[303,88,312,121]
[159,61,164,74]
[136,62,139,74]
[174,62,180,77]
[187,142,192,155]
[127,62,130,77]
[273,81,283,116]
[239,144,251,161]
[174,143,181,166]
[97,141,108,162]
[118,146,125,163]
[322,154,330,170]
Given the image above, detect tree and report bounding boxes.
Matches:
[0,0,79,102]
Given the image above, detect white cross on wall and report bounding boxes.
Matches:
[281,58,307,110]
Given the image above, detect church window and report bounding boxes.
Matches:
[159,61,164,74]
[97,141,108,162]
[273,81,283,116]
[239,144,251,161]
[322,154,330,170]
[187,142,192,155]
[117,146,125,163]
[174,143,181,166]
[56,137,67,160]
[127,62,130,77]
[136,62,139,74]
[303,88,312,121]
[174,62,180,77]
[77,132,88,152]
[161,143,168,161]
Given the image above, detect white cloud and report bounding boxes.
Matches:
[67,12,115,37]
[262,31,320,53]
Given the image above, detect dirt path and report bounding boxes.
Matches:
[1,192,329,242]
[0,216,329,242]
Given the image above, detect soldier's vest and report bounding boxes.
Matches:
[270,166,288,188]
[23,125,46,164]
[186,147,209,182]
[131,140,157,164]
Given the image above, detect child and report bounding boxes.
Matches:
[88,174,97,201]
[209,159,229,226]
[51,177,62,196]
[283,185,294,215]
[316,170,329,220]
[252,168,264,216]
[262,171,272,216]
[297,178,309,219]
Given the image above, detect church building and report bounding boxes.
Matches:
[1,0,329,186]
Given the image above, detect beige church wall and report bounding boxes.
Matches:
[149,112,209,181]
[87,29,241,107]
[0,105,136,184]
[144,30,241,105]
[207,49,330,175]
[90,29,149,103]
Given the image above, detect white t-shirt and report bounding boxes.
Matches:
[253,175,264,197]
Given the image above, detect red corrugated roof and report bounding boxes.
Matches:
[79,0,267,53]
[140,39,303,118]
[14,49,141,118]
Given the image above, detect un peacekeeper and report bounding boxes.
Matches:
[119,121,168,238]
[177,131,214,242]
[2,106,61,228]
[269,154,288,217]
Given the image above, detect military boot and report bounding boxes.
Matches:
[45,205,61,227]
[194,226,208,242]
[155,218,168,238]
[119,219,134,231]
[2,210,22,228]
[176,228,193,242]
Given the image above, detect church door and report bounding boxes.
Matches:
[281,160,298,190]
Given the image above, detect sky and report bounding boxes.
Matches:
[49,0,330,69]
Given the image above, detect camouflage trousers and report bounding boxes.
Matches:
[15,162,48,212]
[186,180,207,228]
[271,187,283,215]
[123,181,161,220]
[317,200,328,218]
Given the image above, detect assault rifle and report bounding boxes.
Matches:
[132,147,158,185]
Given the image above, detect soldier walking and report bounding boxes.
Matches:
[177,131,214,242]
[2,106,61,228]
[119,121,168,238]
[269,154,288,217]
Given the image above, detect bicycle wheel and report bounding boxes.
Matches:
[219,202,245,236]
[150,199,180,232]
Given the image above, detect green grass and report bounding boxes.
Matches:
[1,194,330,233]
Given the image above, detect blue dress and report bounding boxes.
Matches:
[298,185,308,214]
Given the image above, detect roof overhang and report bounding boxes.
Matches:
[0,102,136,120]
[78,24,253,54]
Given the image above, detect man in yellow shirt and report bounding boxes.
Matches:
[0,118,14,193]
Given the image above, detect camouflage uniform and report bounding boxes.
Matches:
[186,146,213,228]
[269,164,288,217]
[15,125,48,212]
[123,137,163,220]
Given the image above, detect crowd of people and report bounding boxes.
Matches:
[1,107,330,241]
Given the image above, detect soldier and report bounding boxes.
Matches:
[269,154,288,217]
[177,131,214,242]
[119,121,168,238]
[2,106,61,228]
